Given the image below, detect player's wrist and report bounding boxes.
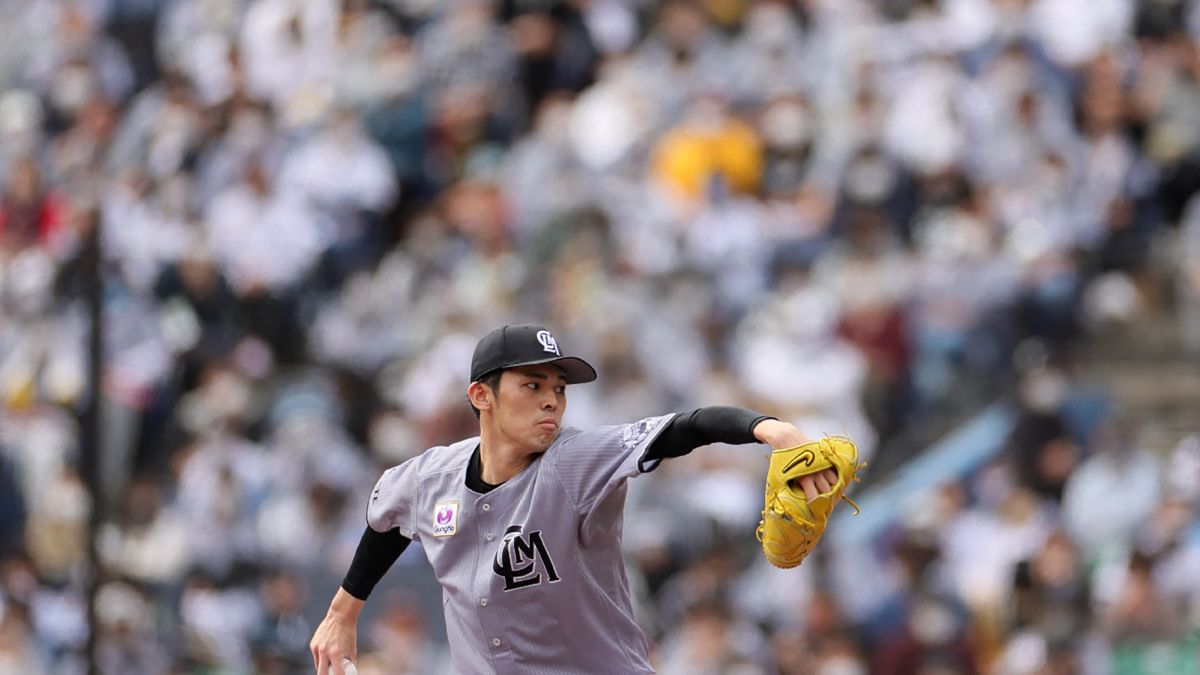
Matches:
[752,419,810,449]
[751,418,785,445]
[327,587,366,622]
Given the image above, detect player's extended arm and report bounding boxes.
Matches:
[310,526,411,674]
[643,407,832,499]
[641,405,777,464]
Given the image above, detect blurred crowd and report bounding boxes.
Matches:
[1,0,1199,672]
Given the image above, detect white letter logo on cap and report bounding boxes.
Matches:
[536,330,560,355]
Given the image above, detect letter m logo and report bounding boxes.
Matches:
[492,525,561,591]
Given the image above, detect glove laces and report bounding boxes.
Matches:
[815,443,867,516]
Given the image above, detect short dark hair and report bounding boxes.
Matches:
[469,370,504,419]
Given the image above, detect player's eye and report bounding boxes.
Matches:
[525,382,538,391]
[554,385,566,394]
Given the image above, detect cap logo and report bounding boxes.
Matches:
[536,330,560,356]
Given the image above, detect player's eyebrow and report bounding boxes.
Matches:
[520,370,568,382]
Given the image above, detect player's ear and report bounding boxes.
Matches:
[468,381,494,412]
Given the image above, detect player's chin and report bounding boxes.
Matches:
[530,427,560,450]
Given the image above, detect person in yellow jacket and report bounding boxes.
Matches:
[651,94,764,202]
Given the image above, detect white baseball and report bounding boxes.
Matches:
[328,657,357,675]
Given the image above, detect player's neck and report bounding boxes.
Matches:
[477,428,537,485]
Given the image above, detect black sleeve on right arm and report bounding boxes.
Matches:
[643,406,775,463]
[341,526,411,601]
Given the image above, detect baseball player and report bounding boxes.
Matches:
[310,324,841,674]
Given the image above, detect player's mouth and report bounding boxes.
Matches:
[537,419,558,431]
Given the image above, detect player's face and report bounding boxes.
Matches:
[493,364,567,452]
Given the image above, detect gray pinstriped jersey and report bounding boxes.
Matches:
[367,414,676,674]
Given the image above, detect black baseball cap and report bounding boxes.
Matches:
[470,324,597,384]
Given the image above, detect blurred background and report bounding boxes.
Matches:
[1,0,1200,673]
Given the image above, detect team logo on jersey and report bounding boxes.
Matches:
[493,525,560,591]
[620,418,656,451]
[535,330,560,356]
[432,501,459,537]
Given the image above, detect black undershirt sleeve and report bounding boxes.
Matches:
[341,525,411,601]
[642,406,776,465]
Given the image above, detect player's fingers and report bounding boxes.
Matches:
[823,468,838,484]
[317,653,327,675]
[798,475,819,501]
[814,472,832,493]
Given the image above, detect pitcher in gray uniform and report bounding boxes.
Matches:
[310,324,836,674]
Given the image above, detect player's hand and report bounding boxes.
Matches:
[310,614,356,675]
[752,420,836,500]
[751,419,810,452]
[310,589,363,675]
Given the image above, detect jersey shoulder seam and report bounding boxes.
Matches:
[412,439,476,479]
[545,434,585,516]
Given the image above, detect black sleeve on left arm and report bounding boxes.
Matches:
[340,525,411,601]
[643,406,776,463]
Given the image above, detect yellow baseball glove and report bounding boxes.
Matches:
[755,436,864,568]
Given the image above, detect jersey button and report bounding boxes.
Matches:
[480,598,489,607]
[492,638,501,647]
[485,533,494,541]
[481,503,491,512]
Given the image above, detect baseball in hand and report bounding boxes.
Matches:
[328,657,357,675]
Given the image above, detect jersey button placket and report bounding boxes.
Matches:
[477,498,503,656]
